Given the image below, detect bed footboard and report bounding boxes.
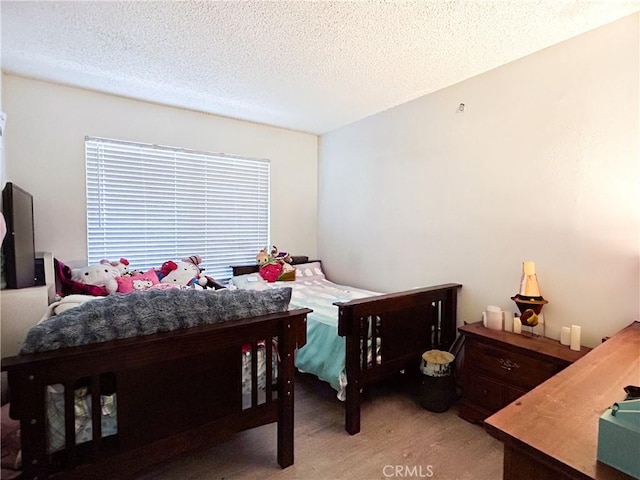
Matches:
[336,283,461,435]
[2,308,309,479]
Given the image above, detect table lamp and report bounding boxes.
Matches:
[511,261,548,314]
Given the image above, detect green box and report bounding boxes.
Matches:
[597,399,640,479]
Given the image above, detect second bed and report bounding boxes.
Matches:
[231,260,461,434]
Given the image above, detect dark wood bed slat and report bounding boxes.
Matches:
[89,375,102,462]
[251,342,259,408]
[2,308,310,479]
[63,381,75,466]
[266,339,273,403]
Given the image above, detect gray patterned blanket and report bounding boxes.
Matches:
[21,287,292,354]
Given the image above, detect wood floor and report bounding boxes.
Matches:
[136,373,503,480]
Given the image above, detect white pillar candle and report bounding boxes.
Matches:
[513,317,522,334]
[504,311,513,332]
[560,327,571,346]
[570,325,581,351]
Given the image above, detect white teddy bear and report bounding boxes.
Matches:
[100,258,130,276]
[159,256,207,288]
[71,263,120,294]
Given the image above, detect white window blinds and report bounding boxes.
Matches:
[85,137,269,282]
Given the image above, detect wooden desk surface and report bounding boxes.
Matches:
[485,321,640,480]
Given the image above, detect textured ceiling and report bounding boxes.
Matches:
[1,1,639,134]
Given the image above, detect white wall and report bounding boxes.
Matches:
[1,76,318,267]
[0,1,4,190]
[318,14,640,347]
[0,47,5,189]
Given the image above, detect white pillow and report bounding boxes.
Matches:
[231,272,266,290]
[293,261,325,280]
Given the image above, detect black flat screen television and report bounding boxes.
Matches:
[1,182,36,289]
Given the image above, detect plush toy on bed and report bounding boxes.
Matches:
[256,248,281,282]
[100,257,130,276]
[55,259,107,296]
[256,247,296,282]
[257,246,292,266]
[115,268,160,293]
[256,248,271,266]
[271,246,296,280]
[158,256,210,289]
[182,255,216,289]
[181,255,218,288]
[270,246,292,265]
[71,263,120,295]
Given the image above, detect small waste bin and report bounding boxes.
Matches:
[418,349,456,413]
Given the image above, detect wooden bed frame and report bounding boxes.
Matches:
[1,307,310,480]
[231,260,462,435]
[336,283,461,434]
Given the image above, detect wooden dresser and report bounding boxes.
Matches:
[484,321,640,480]
[456,322,591,423]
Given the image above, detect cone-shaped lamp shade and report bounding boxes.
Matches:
[519,261,541,296]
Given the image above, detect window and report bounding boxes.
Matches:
[85,136,269,282]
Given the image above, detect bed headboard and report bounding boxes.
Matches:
[231,256,315,277]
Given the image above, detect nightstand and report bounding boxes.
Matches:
[456,322,591,423]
